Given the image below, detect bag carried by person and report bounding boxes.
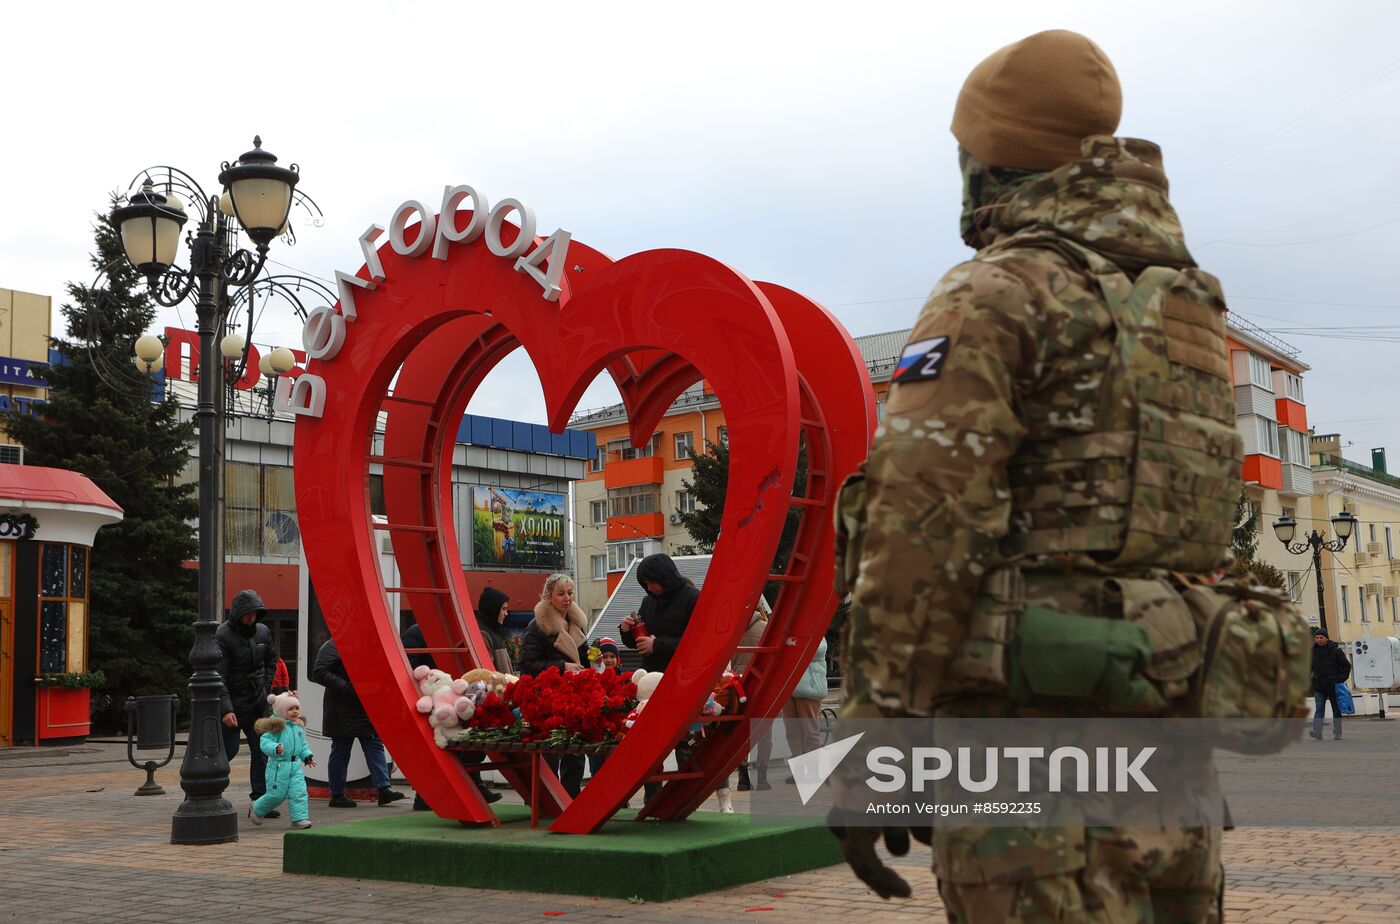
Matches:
[1335,683,1355,716]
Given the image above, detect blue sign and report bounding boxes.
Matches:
[0,356,48,388]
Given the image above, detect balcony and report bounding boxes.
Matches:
[1241,454,1283,490]
[1279,463,1313,497]
[1276,398,1307,431]
[608,513,665,542]
[604,455,664,490]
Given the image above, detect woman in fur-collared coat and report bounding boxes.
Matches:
[518,572,589,796]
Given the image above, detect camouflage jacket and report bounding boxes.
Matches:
[843,135,1234,718]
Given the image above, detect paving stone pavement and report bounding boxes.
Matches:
[2,742,1400,922]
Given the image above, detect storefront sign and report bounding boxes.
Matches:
[0,356,48,388]
[471,487,565,569]
[0,513,39,539]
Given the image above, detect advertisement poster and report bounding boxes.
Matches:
[472,486,566,570]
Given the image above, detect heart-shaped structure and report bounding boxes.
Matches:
[293,214,874,832]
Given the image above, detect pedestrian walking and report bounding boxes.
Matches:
[1311,628,1351,740]
[311,636,406,808]
[216,589,280,815]
[248,691,315,829]
[733,608,773,792]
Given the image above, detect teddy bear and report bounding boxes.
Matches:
[412,664,470,731]
[460,667,517,695]
[624,669,663,729]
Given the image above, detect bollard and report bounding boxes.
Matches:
[126,695,179,796]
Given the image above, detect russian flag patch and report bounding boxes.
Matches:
[891,337,950,383]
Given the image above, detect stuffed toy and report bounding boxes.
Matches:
[712,667,748,715]
[412,665,470,730]
[460,667,518,695]
[624,669,663,730]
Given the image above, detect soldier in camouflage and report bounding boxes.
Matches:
[834,30,1246,922]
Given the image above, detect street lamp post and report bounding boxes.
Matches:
[112,138,303,845]
[1273,510,1359,638]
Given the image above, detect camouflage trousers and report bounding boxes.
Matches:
[932,700,1223,923]
[936,825,1221,923]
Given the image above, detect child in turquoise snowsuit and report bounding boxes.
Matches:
[249,691,316,828]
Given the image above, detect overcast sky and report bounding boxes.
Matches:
[3,2,1397,469]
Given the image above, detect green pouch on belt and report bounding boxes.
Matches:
[1009,605,1156,710]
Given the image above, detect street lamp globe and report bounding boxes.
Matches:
[267,346,296,375]
[134,334,164,363]
[217,136,299,247]
[220,333,246,361]
[1272,515,1297,546]
[111,180,187,278]
[133,353,163,375]
[1331,510,1358,542]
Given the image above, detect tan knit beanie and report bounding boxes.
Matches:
[951,30,1122,171]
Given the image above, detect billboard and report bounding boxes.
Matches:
[471,486,566,570]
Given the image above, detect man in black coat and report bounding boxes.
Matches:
[619,554,701,802]
[216,589,279,811]
[1311,628,1352,740]
[620,554,699,672]
[311,636,405,808]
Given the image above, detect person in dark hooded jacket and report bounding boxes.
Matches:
[1311,628,1352,740]
[620,554,699,672]
[312,636,405,808]
[216,589,279,809]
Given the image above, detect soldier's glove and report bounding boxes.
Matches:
[829,811,931,899]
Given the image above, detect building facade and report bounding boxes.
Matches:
[0,288,53,465]
[568,330,906,617]
[1305,438,1400,643]
[1225,315,1316,601]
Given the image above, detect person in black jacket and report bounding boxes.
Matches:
[519,573,588,797]
[1311,628,1352,740]
[311,636,406,808]
[217,589,279,811]
[620,554,701,803]
[620,554,699,672]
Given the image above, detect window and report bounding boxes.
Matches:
[1283,372,1304,402]
[717,426,728,448]
[1248,353,1272,389]
[37,543,88,673]
[0,444,21,465]
[1360,588,1369,622]
[614,434,661,460]
[1392,598,1398,623]
[1278,429,1307,465]
[1370,524,1378,544]
[592,446,606,472]
[590,554,606,581]
[675,431,695,460]
[1286,571,1304,603]
[607,540,649,573]
[676,490,696,514]
[590,500,607,525]
[1253,417,1279,457]
[1281,506,1295,521]
[608,484,661,517]
[1342,586,1350,622]
[1388,527,1394,560]
[226,463,299,557]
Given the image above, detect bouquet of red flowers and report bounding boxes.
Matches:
[508,667,638,748]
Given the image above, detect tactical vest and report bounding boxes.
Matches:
[934,235,1308,739]
[993,232,1242,572]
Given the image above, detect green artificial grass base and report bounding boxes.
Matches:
[283,805,842,902]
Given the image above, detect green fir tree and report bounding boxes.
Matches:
[7,200,198,731]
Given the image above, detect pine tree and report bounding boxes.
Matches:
[7,200,199,730]
[1228,491,1285,590]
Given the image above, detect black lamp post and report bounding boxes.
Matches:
[1273,510,1359,638]
[112,138,302,845]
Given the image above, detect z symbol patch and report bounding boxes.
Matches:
[891,337,949,383]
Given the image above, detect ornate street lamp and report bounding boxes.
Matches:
[1274,509,1359,637]
[111,137,324,846]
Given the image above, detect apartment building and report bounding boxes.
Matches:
[568,329,906,616]
[0,288,52,464]
[1306,438,1400,643]
[1225,315,1316,601]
